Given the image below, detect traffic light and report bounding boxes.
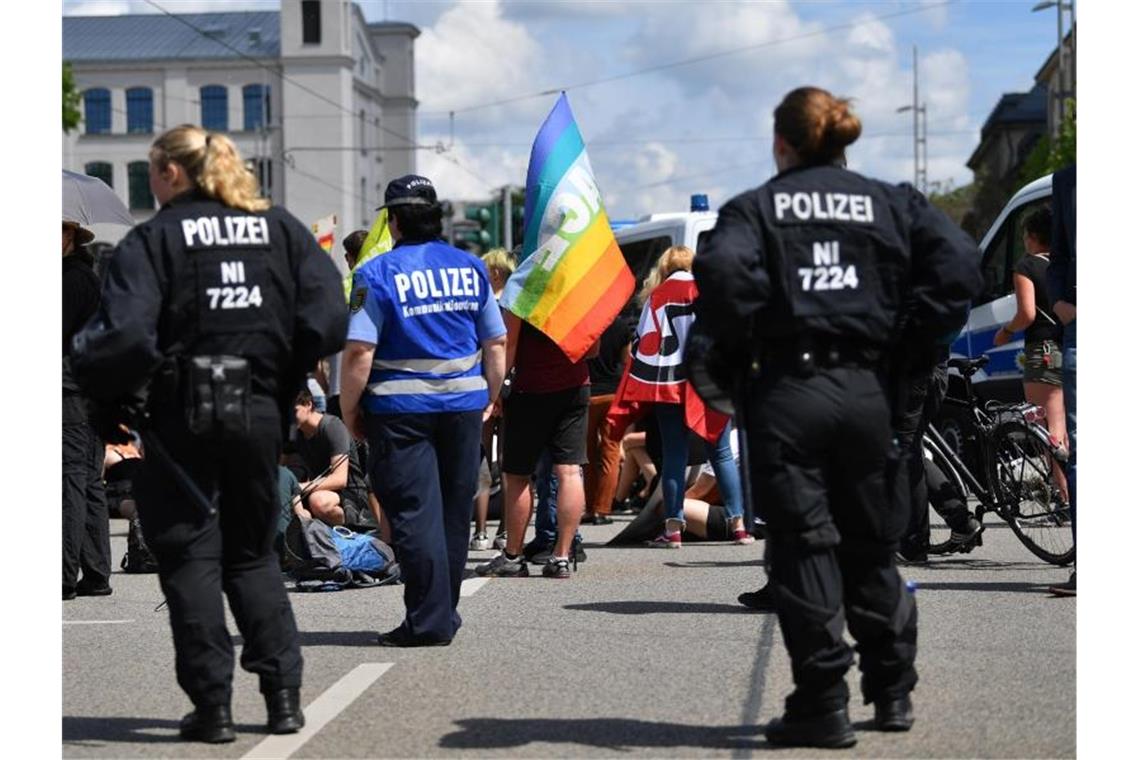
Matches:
[510,188,525,252]
[465,201,501,252]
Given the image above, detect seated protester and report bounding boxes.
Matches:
[292,389,375,527]
[104,439,143,519]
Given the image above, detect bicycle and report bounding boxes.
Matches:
[922,355,1074,566]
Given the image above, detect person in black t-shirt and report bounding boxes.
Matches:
[994,206,1069,506]
[292,389,375,527]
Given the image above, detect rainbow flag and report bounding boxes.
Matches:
[500,93,634,362]
[311,213,337,253]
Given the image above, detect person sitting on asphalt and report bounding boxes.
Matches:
[292,389,375,527]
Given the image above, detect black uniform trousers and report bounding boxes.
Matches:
[366,410,482,643]
[62,393,111,591]
[746,366,917,716]
[896,361,972,557]
[134,395,302,708]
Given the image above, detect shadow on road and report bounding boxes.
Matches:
[564,600,755,615]
[912,580,1053,594]
[910,557,1051,572]
[439,717,767,752]
[62,715,262,745]
[664,559,764,569]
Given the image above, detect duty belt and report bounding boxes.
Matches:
[760,337,885,376]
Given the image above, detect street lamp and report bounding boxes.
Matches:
[1032,1,1074,137]
[897,45,926,193]
[897,104,927,193]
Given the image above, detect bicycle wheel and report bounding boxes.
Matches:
[989,420,1075,565]
[923,439,977,555]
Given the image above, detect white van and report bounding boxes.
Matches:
[948,173,1054,402]
[615,177,1055,401]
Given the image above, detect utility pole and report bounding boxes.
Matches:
[897,45,927,194]
[912,45,919,189]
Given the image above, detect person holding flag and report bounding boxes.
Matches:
[475,93,634,580]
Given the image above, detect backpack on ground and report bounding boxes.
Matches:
[121,515,159,574]
[282,516,400,591]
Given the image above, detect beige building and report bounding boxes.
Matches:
[63,0,419,257]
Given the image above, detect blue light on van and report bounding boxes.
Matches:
[690,194,710,212]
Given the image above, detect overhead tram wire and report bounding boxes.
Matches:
[430,0,957,115]
[141,0,429,151]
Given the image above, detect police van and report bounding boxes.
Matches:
[615,177,1056,399]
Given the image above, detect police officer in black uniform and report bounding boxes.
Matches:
[693,87,981,748]
[72,125,347,743]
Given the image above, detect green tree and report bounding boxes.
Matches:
[1019,98,1076,186]
[63,62,82,133]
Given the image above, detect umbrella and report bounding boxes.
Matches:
[63,169,135,228]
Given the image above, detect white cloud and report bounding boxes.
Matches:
[416,1,544,120]
[416,133,529,199]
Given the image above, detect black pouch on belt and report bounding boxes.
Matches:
[185,355,251,436]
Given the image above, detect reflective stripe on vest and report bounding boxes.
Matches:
[367,375,488,397]
[371,350,482,375]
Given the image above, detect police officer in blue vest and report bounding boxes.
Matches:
[694,88,981,748]
[340,175,507,647]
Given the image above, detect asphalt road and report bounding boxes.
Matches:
[63,514,1074,758]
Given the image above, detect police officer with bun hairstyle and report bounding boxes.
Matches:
[71,124,347,743]
[340,175,507,647]
[693,87,981,748]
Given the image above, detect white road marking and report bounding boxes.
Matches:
[460,577,489,597]
[63,619,135,626]
[242,662,393,759]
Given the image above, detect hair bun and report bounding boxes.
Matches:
[826,99,862,150]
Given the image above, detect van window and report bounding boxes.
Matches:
[618,235,672,293]
[696,230,713,254]
[978,197,1050,303]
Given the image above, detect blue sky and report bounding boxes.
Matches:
[63,0,1071,219]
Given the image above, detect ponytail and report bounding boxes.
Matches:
[149,124,269,213]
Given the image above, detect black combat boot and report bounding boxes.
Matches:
[873,695,915,731]
[765,707,856,749]
[179,704,235,743]
[265,688,305,734]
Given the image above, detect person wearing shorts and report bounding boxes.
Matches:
[477,318,596,579]
[994,206,1069,506]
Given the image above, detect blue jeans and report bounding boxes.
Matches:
[1062,320,1076,544]
[654,404,744,525]
[533,449,581,546]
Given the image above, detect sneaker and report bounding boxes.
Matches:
[492,530,508,551]
[542,557,573,579]
[1048,571,1076,596]
[949,517,983,548]
[469,531,493,551]
[524,538,555,565]
[474,552,529,578]
[732,529,756,545]
[645,531,682,549]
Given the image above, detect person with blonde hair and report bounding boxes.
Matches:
[606,245,750,549]
[693,86,981,747]
[481,247,516,298]
[72,124,348,743]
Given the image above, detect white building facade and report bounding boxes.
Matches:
[63,0,419,261]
